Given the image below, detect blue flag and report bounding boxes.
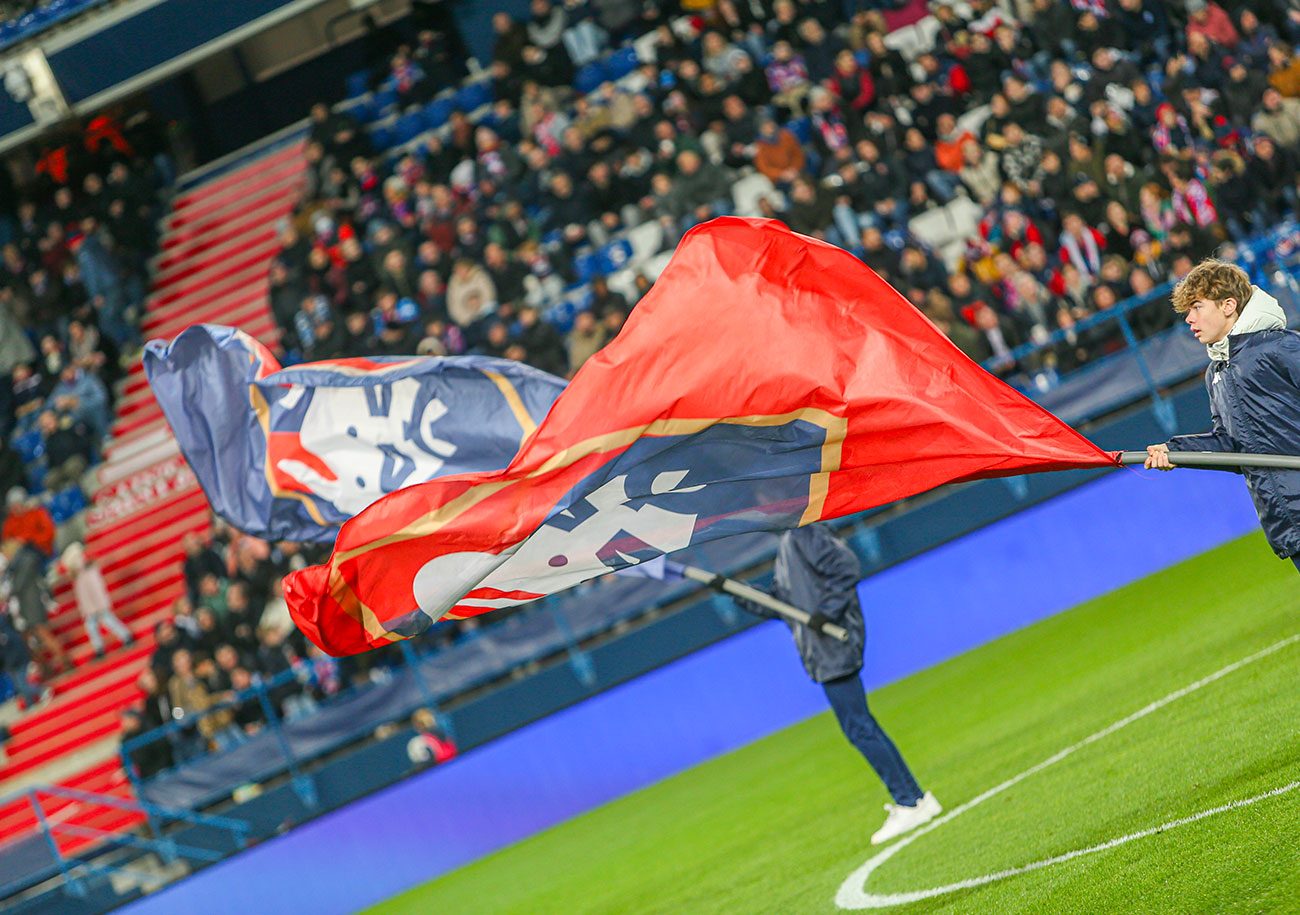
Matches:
[144,325,566,543]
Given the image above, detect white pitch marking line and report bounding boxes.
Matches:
[836,633,1300,910]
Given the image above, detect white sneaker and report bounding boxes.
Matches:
[871,792,942,845]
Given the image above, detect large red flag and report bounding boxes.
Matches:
[285,217,1118,656]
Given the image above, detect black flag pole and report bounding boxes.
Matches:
[1118,451,1300,470]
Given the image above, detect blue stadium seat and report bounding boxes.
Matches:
[604,45,639,81]
[369,124,393,150]
[25,462,45,495]
[392,111,426,146]
[598,238,633,275]
[454,81,492,112]
[48,487,87,524]
[423,97,454,132]
[574,63,605,96]
[13,429,42,464]
[346,71,370,99]
[372,86,400,115]
[785,118,812,145]
[573,249,602,284]
[544,289,593,334]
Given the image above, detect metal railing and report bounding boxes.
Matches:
[982,221,1300,433]
[0,782,250,900]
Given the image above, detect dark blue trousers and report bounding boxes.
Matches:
[822,672,924,806]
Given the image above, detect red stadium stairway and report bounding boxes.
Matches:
[0,140,304,856]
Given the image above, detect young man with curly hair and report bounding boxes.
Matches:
[1145,259,1300,568]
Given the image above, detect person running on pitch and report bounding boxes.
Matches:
[713,523,940,844]
[1145,259,1300,569]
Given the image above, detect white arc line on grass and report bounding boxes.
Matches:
[836,781,1300,908]
[835,633,1300,910]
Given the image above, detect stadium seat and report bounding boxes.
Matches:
[345,71,370,99]
[26,462,46,494]
[956,103,991,137]
[544,288,593,334]
[625,221,664,268]
[575,63,606,96]
[369,124,393,150]
[731,172,783,217]
[454,81,492,113]
[599,238,634,275]
[423,97,454,132]
[13,428,43,464]
[604,45,640,81]
[392,111,426,147]
[48,487,87,524]
[641,250,674,281]
[907,197,982,269]
[573,250,602,284]
[883,17,941,60]
[785,118,812,145]
[372,86,400,116]
[606,268,640,303]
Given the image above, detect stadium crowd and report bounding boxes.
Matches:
[276,0,1300,384]
[7,0,1300,770]
[119,514,466,777]
[0,111,172,701]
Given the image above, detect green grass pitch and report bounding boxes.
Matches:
[370,533,1300,914]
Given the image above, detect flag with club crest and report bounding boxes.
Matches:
[283,217,1120,656]
[144,325,566,542]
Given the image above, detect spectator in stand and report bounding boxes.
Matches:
[60,542,133,659]
[753,117,805,187]
[37,409,92,493]
[2,538,68,674]
[226,667,267,738]
[0,443,23,500]
[0,608,47,709]
[181,532,226,602]
[1253,87,1300,149]
[2,488,54,558]
[48,365,110,445]
[1185,0,1239,50]
[567,310,607,373]
[167,648,227,759]
[120,708,173,778]
[407,707,457,766]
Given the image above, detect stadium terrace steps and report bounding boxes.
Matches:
[153,227,278,281]
[1,140,303,856]
[169,143,303,211]
[161,169,303,234]
[142,273,272,330]
[160,179,301,242]
[163,153,304,223]
[149,251,280,309]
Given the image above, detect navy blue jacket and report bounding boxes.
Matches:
[737,524,866,683]
[1168,329,1300,558]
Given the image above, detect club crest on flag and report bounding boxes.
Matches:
[398,410,844,627]
[144,326,566,542]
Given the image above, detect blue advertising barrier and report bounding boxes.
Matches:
[117,461,1263,915]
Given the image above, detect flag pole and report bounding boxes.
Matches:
[677,564,851,642]
[1118,451,1300,470]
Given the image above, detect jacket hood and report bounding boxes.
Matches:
[1209,285,1285,362]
